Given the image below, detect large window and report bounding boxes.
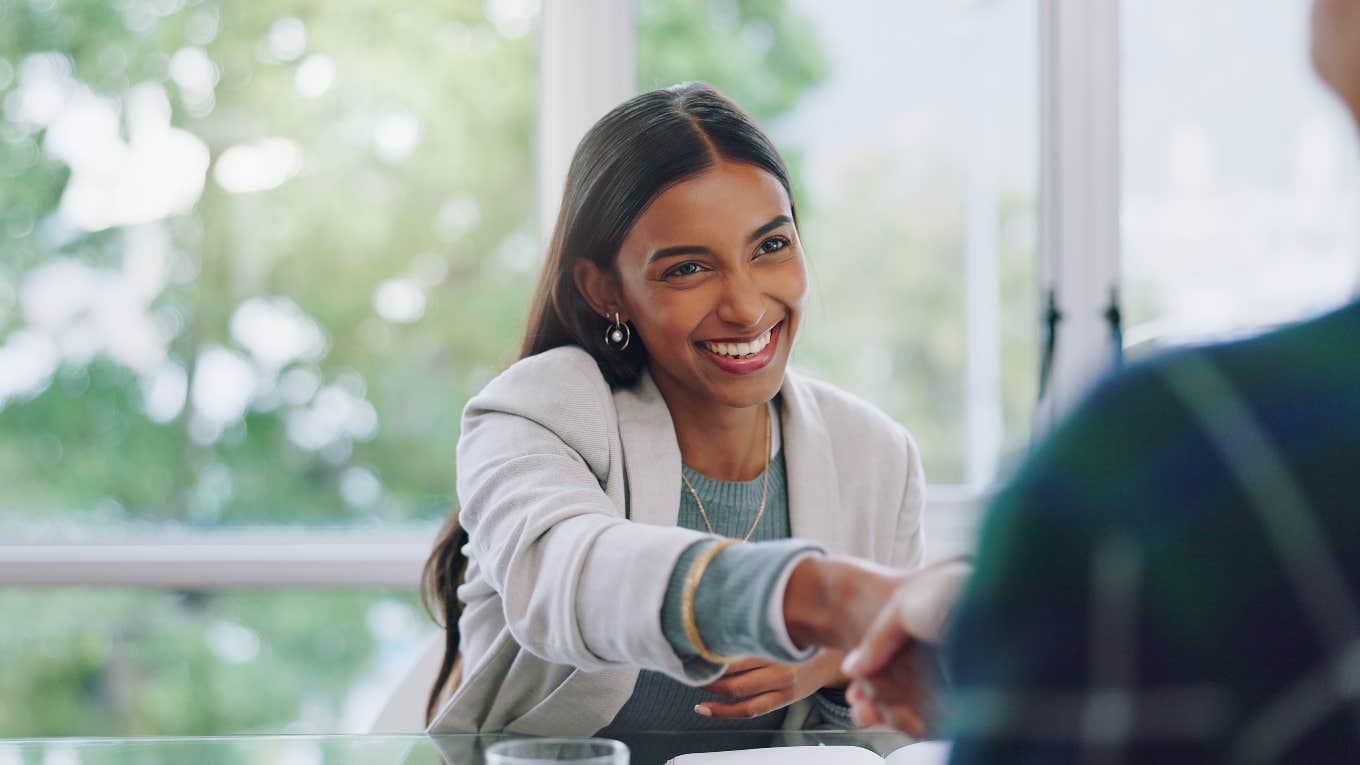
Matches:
[0,0,533,735]
[1122,0,1360,352]
[0,0,538,536]
[638,0,1041,487]
[0,588,427,736]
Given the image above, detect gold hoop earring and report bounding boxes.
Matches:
[604,312,631,352]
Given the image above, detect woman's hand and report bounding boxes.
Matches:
[781,556,910,650]
[844,556,972,667]
[694,649,847,719]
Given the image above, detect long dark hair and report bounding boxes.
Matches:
[421,508,469,724]
[422,82,795,723]
[520,81,797,386]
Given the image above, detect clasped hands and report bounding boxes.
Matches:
[695,555,970,736]
[831,557,970,734]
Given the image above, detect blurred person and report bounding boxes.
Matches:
[815,1,1360,760]
[420,82,929,736]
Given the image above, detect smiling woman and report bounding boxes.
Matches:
[578,159,806,479]
[422,83,928,736]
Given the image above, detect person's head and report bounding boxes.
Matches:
[522,82,807,410]
[1313,0,1360,121]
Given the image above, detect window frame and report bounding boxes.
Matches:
[1037,0,1122,434]
[1,0,1119,588]
[0,528,430,588]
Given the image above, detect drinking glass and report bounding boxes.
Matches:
[485,737,628,765]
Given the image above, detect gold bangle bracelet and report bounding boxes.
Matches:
[681,538,744,665]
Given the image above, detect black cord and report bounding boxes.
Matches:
[1034,287,1121,456]
[1105,287,1124,369]
[1038,287,1062,404]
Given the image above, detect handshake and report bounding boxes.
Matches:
[781,556,971,736]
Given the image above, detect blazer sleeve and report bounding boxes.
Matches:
[455,357,717,680]
[892,426,927,570]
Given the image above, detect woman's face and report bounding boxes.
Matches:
[612,159,808,410]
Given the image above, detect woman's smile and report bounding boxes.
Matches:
[695,320,783,375]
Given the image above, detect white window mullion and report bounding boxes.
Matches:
[1036,0,1122,433]
[537,0,637,240]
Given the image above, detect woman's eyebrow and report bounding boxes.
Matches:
[647,245,711,264]
[746,214,792,243]
[647,215,793,264]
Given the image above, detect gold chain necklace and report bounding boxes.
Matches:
[680,405,771,542]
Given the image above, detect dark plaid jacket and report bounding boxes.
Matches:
[944,300,1360,765]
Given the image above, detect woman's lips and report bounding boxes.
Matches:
[696,321,782,376]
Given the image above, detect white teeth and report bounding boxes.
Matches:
[703,326,774,359]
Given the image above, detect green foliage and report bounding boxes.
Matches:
[791,153,1037,482]
[0,0,540,529]
[637,0,829,125]
[0,588,415,736]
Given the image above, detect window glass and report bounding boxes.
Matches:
[638,0,1040,485]
[0,0,537,534]
[0,588,430,735]
[1122,0,1360,352]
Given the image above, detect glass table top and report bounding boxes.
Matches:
[0,730,920,765]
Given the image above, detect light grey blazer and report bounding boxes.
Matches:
[428,346,925,734]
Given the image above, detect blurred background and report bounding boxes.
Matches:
[0,0,1356,737]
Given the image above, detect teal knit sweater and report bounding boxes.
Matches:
[597,447,853,734]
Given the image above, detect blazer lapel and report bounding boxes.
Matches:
[612,369,683,528]
[612,367,846,550]
[779,370,849,555]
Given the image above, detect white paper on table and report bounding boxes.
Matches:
[883,741,952,765]
[666,741,952,765]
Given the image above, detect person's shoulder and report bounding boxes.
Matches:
[995,351,1189,525]
[784,368,915,460]
[459,346,618,469]
[500,344,605,382]
[1195,298,1360,389]
[1033,347,1195,468]
[468,345,612,418]
[1236,297,1359,351]
[997,310,1346,520]
[1103,299,1359,411]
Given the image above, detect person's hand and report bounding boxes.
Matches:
[845,643,942,736]
[694,649,847,719]
[841,558,971,736]
[842,557,970,673]
[782,556,909,650]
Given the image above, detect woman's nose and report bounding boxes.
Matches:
[716,270,767,330]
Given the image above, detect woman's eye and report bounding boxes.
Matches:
[758,236,789,255]
[665,262,705,278]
